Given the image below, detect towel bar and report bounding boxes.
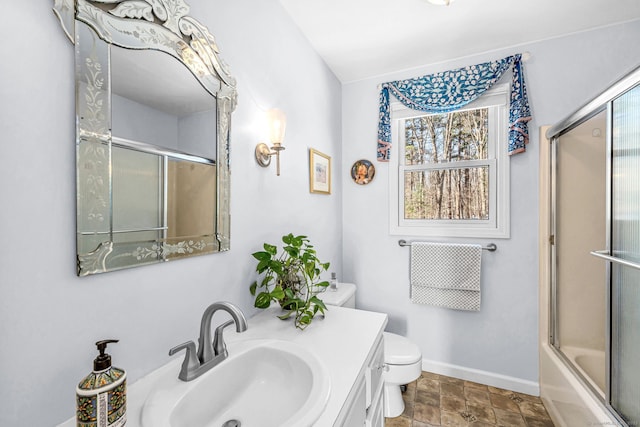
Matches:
[398,239,497,252]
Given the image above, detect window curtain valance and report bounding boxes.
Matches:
[377,54,531,161]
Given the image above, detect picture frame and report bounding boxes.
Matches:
[309,148,331,194]
[350,159,375,185]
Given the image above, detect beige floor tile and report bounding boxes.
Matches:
[421,372,441,381]
[525,416,556,427]
[414,403,442,425]
[440,395,466,413]
[412,421,440,427]
[418,377,441,392]
[441,410,470,426]
[464,380,489,391]
[466,402,497,424]
[494,408,527,427]
[440,376,465,386]
[386,372,556,427]
[441,382,465,398]
[386,416,413,427]
[519,401,552,420]
[416,389,440,407]
[489,393,521,413]
[488,386,513,396]
[464,388,491,405]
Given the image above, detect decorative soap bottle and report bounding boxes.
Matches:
[76,339,127,427]
[329,272,338,291]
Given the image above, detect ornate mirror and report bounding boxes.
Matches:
[53,0,237,276]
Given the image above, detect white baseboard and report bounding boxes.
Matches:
[421,358,540,396]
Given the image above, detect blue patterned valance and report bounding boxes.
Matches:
[377,54,531,161]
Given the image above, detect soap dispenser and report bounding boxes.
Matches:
[76,339,127,427]
[329,272,338,291]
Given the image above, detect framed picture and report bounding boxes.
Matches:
[309,149,331,194]
[350,159,375,185]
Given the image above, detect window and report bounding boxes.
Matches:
[389,84,510,238]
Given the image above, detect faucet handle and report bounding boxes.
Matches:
[213,319,234,357]
[169,341,200,381]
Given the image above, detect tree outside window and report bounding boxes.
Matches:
[389,84,510,239]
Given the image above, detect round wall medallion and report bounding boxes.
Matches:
[351,159,375,185]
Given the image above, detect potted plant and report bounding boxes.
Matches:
[249,233,330,329]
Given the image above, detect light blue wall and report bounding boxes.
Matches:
[0,1,342,426]
[341,20,640,386]
[2,1,639,424]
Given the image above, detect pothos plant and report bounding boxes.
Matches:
[250,233,331,330]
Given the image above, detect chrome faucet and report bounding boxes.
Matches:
[169,301,248,381]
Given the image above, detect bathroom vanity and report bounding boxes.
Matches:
[57,305,387,427]
[226,306,388,427]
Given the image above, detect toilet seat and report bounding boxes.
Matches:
[383,332,421,365]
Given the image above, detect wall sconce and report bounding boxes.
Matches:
[255,109,287,176]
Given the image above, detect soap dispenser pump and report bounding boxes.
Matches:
[76,339,127,427]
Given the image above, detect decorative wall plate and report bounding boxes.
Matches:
[351,159,375,185]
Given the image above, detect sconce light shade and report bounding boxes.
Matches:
[266,108,286,146]
[255,108,287,175]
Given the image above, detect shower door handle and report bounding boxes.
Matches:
[590,250,640,271]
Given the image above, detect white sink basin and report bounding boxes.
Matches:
[141,339,331,427]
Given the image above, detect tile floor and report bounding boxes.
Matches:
[385,371,555,427]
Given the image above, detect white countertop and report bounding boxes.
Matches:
[58,305,387,427]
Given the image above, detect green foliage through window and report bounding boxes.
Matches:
[403,109,490,220]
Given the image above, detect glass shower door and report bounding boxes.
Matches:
[609,84,640,426]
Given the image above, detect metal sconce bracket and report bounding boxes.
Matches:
[255,143,285,175]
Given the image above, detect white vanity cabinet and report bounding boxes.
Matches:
[57,306,388,427]
[365,335,385,427]
[335,333,385,427]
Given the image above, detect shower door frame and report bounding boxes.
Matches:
[547,65,640,427]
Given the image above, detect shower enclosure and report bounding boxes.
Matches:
[541,67,640,427]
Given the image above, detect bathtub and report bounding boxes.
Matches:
[561,345,606,398]
[540,343,620,427]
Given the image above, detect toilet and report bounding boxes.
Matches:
[321,282,422,418]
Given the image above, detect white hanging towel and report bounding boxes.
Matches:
[410,242,482,311]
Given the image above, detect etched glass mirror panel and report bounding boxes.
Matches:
[54,0,237,276]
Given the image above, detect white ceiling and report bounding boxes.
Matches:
[279,0,640,83]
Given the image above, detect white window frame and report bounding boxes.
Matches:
[388,83,510,239]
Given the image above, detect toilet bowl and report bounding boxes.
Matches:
[321,282,422,418]
[382,331,422,417]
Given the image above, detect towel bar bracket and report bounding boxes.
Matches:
[398,240,497,252]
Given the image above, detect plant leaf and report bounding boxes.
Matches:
[256,259,270,273]
[252,251,271,261]
[264,243,277,255]
[261,275,273,287]
[270,285,285,300]
[269,261,283,276]
[278,310,294,320]
[310,295,327,311]
[299,313,311,325]
[254,292,272,309]
[284,246,299,258]
[249,281,257,296]
[291,235,303,247]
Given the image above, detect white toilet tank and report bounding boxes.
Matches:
[320,282,356,308]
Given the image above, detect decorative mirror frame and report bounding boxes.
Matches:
[53,0,237,276]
